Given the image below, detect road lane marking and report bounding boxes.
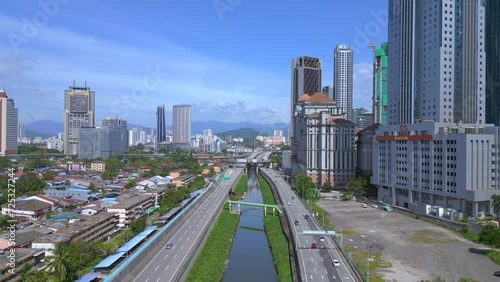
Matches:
[311,257,313,262]
[165,265,170,271]
[157,279,160,282]
[155,265,159,271]
[321,257,323,262]
[314,268,317,274]
[174,254,177,259]
[164,254,168,260]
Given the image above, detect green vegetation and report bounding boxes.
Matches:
[346,247,391,282]
[186,208,240,282]
[217,128,260,140]
[486,251,500,265]
[233,174,248,198]
[409,229,457,244]
[339,229,359,236]
[292,172,319,201]
[259,176,292,282]
[346,176,377,197]
[18,144,60,155]
[0,172,49,205]
[491,194,500,220]
[311,201,334,230]
[420,278,479,282]
[477,224,500,248]
[158,176,207,215]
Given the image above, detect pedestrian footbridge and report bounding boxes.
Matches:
[226,200,282,215]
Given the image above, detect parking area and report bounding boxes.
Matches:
[318,199,500,282]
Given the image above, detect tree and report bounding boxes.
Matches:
[88,183,96,192]
[126,179,137,189]
[491,194,500,220]
[15,173,49,196]
[321,180,333,192]
[0,157,12,169]
[64,179,71,186]
[292,172,317,200]
[346,176,377,197]
[24,270,51,282]
[49,243,70,282]
[478,224,500,248]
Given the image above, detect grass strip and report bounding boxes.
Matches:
[233,174,248,198]
[259,176,293,282]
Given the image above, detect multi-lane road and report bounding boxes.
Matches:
[131,168,243,282]
[261,168,357,282]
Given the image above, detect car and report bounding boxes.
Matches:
[319,236,325,242]
[311,242,317,249]
[494,271,500,277]
[165,243,173,249]
[371,204,378,208]
[361,203,368,208]
[294,220,299,225]
[333,259,340,267]
[304,214,310,219]
[288,202,292,206]
[292,196,294,200]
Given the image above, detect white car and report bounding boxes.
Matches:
[333,259,340,267]
[361,203,368,208]
[319,236,325,242]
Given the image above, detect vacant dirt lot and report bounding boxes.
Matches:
[318,199,500,282]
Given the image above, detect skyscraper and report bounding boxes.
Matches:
[387,0,485,125]
[63,82,95,155]
[156,104,166,143]
[334,45,353,121]
[322,86,333,100]
[79,117,128,159]
[18,123,25,143]
[290,56,322,139]
[172,105,191,145]
[486,0,500,126]
[0,90,18,155]
[373,42,388,125]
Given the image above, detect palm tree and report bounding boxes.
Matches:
[49,243,70,282]
[491,194,500,220]
[24,269,51,282]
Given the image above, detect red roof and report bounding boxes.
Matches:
[35,195,59,205]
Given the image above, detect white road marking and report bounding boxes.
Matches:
[174,254,177,259]
[321,257,323,262]
[165,265,170,271]
[311,257,314,262]
[155,265,159,271]
[164,254,168,260]
[314,268,317,274]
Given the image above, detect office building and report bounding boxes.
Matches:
[292,93,355,188]
[322,86,333,100]
[0,90,18,155]
[356,113,374,129]
[79,117,128,159]
[371,121,500,218]
[373,42,388,125]
[355,123,381,177]
[334,45,353,121]
[156,104,166,144]
[290,56,322,139]
[387,0,485,125]
[172,105,191,145]
[63,82,95,155]
[352,108,369,127]
[18,123,25,143]
[486,0,500,126]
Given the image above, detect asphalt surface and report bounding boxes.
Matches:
[261,168,357,282]
[132,168,243,282]
[318,199,500,282]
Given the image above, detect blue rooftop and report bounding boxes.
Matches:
[76,273,100,282]
[117,235,146,253]
[100,198,117,202]
[138,226,157,237]
[94,252,125,269]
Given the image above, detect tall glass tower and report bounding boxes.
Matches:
[172,105,191,145]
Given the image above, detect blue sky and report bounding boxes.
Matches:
[0,0,388,127]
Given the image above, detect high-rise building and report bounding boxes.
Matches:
[334,45,353,121]
[156,104,166,145]
[0,90,18,155]
[373,42,388,125]
[352,108,369,126]
[79,117,128,159]
[172,105,191,145]
[486,0,500,126]
[388,0,485,125]
[290,56,322,139]
[63,82,95,155]
[322,86,333,100]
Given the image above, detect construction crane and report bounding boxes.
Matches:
[369,40,376,54]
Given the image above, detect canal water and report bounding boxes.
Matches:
[223,166,278,282]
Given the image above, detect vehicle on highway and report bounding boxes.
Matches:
[311,242,317,249]
[361,203,368,208]
[165,243,173,249]
[333,259,340,267]
[294,220,299,225]
[304,214,310,219]
[319,236,325,242]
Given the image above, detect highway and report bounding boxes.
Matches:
[261,168,357,282]
[131,168,243,282]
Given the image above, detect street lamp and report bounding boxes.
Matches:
[366,245,373,282]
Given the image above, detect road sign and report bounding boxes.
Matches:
[300,230,336,236]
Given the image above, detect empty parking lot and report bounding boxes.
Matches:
[318,199,500,282]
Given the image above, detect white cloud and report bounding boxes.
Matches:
[353,62,373,110]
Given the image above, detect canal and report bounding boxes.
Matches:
[223,166,278,282]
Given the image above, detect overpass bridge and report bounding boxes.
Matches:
[226,200,282,215]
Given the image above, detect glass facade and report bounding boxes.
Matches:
[486,0,500,125]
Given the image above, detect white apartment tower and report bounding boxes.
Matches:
[173,105,191,144]
[387,0,486,125]
[334,45,354,122]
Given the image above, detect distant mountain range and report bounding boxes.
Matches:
[25,120,289,138]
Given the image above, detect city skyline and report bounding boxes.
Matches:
[0,0,388,127]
